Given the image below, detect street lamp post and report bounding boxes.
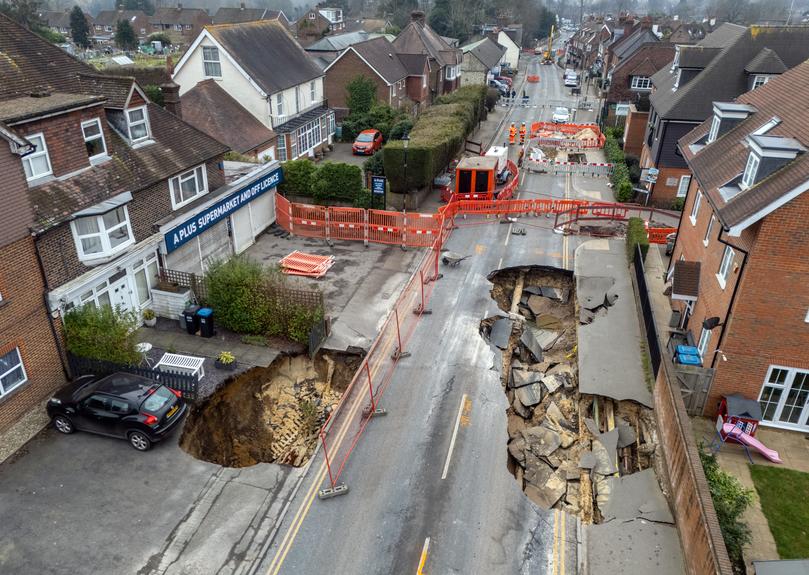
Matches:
[402,132,410,212]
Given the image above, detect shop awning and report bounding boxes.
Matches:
[73,191,132,217]
[672,260,700,302]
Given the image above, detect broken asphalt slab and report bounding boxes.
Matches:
[575,240,653,408]
[585,519,684,575]
[601,469,674,524]
[490,316,512,349]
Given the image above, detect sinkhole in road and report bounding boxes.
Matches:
[481,266,660,523]
[179,351,362,468]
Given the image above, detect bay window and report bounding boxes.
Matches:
[72,206,134,261]
[169,165,208,209]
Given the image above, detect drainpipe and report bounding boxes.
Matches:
[709,227,750,370]
[32,234,72,381]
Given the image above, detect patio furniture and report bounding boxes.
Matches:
[154,352,205,380]
[135,342,153,367]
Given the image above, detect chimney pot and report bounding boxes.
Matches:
[410,10,425,24]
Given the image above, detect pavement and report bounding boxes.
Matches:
[328,142,370,168]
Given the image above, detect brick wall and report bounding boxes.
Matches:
[37,156,225,288]
[0,236,67,432]
[0,145,34,246]
[406,74,428,105]
[647,165,691,207]
[705,189,809,417]
[16,104,110,179]
[324,50,390,114]
[623,108,648,157]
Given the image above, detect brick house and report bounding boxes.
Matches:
[641,24,809,207]
[397,53,431,112]
[0,121,68,433]
[212,4,290,28]
[296,5,345,47]
[668,59,809,431]
[93,8,151,43]
[39,9,94,37]
[149,4,211,46]
[393,11,462,105]
[323,36,409,119]
[173,21,335,162]
[460,37,506,86]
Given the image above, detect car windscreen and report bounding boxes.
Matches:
[140,386,175,414]
[356,133,374,142]
[555,108,567,114]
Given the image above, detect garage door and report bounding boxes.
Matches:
[250,192,275,238]
[231,207,254,254]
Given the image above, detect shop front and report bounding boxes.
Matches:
[160,162,283,273]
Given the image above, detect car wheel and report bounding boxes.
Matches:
[53,415,74,434]
[128,431,152,451]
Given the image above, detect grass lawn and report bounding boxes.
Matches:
[749,465,809,559]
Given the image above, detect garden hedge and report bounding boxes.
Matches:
[626,217,650,263]
[604,128,634,202]
[383,85,487,193]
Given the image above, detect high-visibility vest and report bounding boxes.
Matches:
[519,126,526,134]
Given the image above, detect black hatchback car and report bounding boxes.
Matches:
[46,373,188,451]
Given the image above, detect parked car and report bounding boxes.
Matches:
[352,129,383,155]
[564,73,579,87]
[47,373,188,451]
[495,75,513,87]
[488,79,509,96]
[552,107,570,123]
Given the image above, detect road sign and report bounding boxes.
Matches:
[641,167,659,183]
[371,175,386,195]
[615,103,630,116]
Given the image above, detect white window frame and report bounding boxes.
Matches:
[752,75,770,89]
[132,253,159,306]
[422,74,427,88]
[0,347,28,397]
[716,245,734,289]
[630,75,651,90]
[21,133,53,181]
[672,68,681,90]
[707,114,720,144]
[202,45,222,78]
[689,189,702,226]
[703,215,715,246]
[169,165,208,209]
[697,327,711,358]
[126,106,150,143]
[758,365,809,428]
[277,136,287,161]
[276,93,284,118]
[741,152,759,189]
[677,175,691,198]
[308,11,316,19]
[310,80,316,103]
[71,206,135,262]
[81,118,107,161]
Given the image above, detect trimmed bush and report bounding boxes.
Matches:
[383,85,486,193]
[310,162,364,203]
[346,75,377,115]
[626,217,649,262]
[206,257,273,335]
[389,118,414,140]
[605,131,635,202]
[363,150,384,176]
[279,159,317,197]
[64,305,140,365]
[670,197,685,211]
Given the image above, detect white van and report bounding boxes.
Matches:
[564,72,579,87]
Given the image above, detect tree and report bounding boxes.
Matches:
[346,75,377,115]
[70,6,90,48]
[114,19,138,51]
[0,0,46,31]
[122,0,154,16]
[428,0,452,36]
[377,0,418,28]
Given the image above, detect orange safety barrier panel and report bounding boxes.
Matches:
[276,194,291,231]
[647,227,677,244]
[328,207,366,242]
[290,202,327,238]
[368,210,405,245]
[406,213,442,248]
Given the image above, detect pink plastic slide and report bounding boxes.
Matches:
[722,423,783,464]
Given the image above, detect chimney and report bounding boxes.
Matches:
[641,17,652,30]
[176,2,182,10]
[240,1,245,9]
[161,80,182,119]
[410,10,425,24]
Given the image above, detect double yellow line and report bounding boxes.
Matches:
[562,173,571,270]
[552,509,567,575]
[266,327,400,574]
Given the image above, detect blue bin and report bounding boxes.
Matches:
[677,353,702,366]
[197,307,214,338]
[676,345,700,356]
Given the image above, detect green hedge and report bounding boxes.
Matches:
[604,128,634,202]
[280,159,365,205]
[626,217,649,263]
[64,305,140,365]
[383,85,486,193]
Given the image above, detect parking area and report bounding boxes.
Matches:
[0,226,425,575]
[327,141,371,167]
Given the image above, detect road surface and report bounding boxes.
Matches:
[258,53,603,575]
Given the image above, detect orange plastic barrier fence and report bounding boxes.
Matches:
[276,194,291,231]
[647,227,677,244]
[329,207,366,242]
[368,210,405,246]
[290,203,327,238]
[406,213,442,248]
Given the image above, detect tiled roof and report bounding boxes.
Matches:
[94,9,148,26]
[38,10,73,28]
[680,59,809,230]
[347,37,407,84]
[76,73,134,108]
[206,21,322,95]
[0,93,105,124]
[181,79,275,154]
[461,37,505,70]
[150,7,208,25]
[744,47,787,74]
[607,43,675,103]
[306,30,370,51]
[28,103,228,232]
[397,52,428,75]
[212,7,275,24]
[612,29,658,60]
[677,46,721,68]
[650,25,809,121]
[393,19,461,67]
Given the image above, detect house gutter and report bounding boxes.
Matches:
[710,227,750,370]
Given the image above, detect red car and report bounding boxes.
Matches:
[352,129,383,155]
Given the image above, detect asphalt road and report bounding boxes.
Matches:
[260,54,598,575]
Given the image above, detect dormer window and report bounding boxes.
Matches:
[81,119,107,162]
[71,205,134,262]
[752,75,771,89]
[708,102,756,144]
[741,153,759,189]
[670,45,680,72]
[707,115,720,144]
[21,133,53,181]
[631,76,651,90]
[202,46,222,78]
[126,106,150,142]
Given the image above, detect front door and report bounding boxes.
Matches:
[759,366,809,431]
[108,273,132,312]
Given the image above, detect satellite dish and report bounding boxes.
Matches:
[702,316,722,330]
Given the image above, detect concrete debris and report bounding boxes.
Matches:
[592,429,620,476]
[519,327,544,362]
[523,452,554,487]
[577,276,616,310]
[515,382,543,407]
[602,469,674,524]
[578,450,596,469]
[511,368,542,389]
[523,286,542,296]
[545,401,572,431]
[526,295,544,316]
[565,480,581,511]
[511,358,524,369]
[536,314,563,331]
[595,474,611,510]
[490,316,512,349]
[541,373,564,394]
[508,436,526,464]
[579,308,595,325]
[540,286,570,303]
[512,395,531,418]
[616,422,637,449]
[523,425,561,457]
[585,520,684,575]
[558,460,582,480]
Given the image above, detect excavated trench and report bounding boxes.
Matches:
[180,351,362,468]
[481,266,661,522]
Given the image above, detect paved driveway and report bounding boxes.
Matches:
[0,420,303,575]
